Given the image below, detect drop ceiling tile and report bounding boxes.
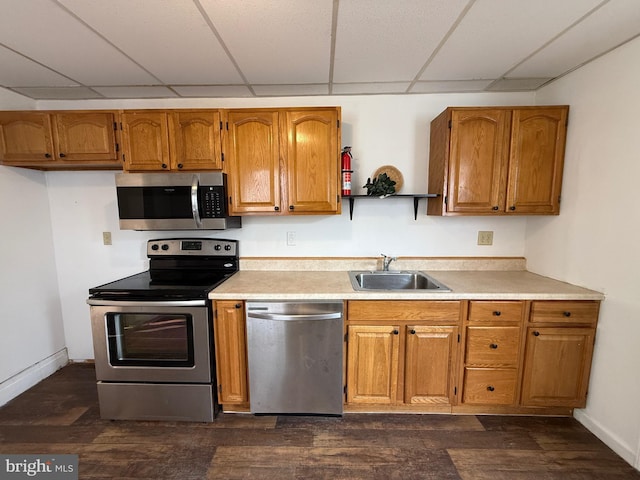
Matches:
[509,0,640,78]
[11,87,103,100]
[254,84,328,96]
[410,80,492,93]
[0,45,78,87]
[333,0,469,83]
[198,0,332,84]
[59,0,243,85]
[0,0,158,86]
[487,78,553,91]
[92,86,178,98]
[332,82,410,95]
[421,0,603,81]
[172,85,253,97]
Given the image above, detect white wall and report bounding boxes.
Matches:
[41,91,536,360]
[530,37,640,468]
[0,90,69,403]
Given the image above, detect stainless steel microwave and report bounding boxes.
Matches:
[115,172,241,230]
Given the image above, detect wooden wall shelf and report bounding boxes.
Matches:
[342,194,439,220]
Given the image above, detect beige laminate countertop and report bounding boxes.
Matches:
[209,270,604,301]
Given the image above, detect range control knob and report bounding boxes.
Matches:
[151,244,159,251]
[161,244,169,251]
[214,244,222,251]
[224,244,232,251]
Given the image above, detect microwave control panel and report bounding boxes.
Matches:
[201,186,227,218]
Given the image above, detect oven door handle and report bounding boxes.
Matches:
[191,175,203,229]
[87,299,207,307]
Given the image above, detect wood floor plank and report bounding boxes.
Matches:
[277,413,485,431]
[209,445,460,479]
[448,448,640,479]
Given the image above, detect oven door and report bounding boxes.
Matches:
[89,300,212,383]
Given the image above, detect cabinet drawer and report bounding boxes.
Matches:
[347,301,460,322]
[468,301,524,323]
[530,301,599,324]
[465,327,520,366]
[462,368,517,405]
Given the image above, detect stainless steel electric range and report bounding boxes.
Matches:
[87,238,238,422]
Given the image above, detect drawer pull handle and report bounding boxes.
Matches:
[410,329,416,335]
[533,331,540,336]
[487,386,495,392]
[393,329,399,335]
[493,311,501,316]
[489,343,498,349]
[563,311,572,317]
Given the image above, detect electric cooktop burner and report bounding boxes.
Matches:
[88,238,239,301]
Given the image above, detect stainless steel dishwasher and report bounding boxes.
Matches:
[246,301,343,415]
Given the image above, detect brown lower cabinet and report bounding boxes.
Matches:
[345,301,461,409]
[213,301,249,409]
[212,298,599,415]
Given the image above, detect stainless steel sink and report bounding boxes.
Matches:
[349,271,451,291]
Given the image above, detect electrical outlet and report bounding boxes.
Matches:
[286,231,296,246]
[477,231,493,246]
[102,231,112,245]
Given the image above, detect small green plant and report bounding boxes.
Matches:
[363,173,396,197]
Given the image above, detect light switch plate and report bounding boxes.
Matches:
[103,231,112,245]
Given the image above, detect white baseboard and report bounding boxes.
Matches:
[574,409,639,469]
[0,348,69,407]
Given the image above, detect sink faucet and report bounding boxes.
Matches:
[381,254,397,271]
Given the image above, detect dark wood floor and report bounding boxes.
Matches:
[0,364,638,480]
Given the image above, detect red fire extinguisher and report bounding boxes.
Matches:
[341,146,353,196]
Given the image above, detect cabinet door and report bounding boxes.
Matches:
[121,111,170,171]
[346,325,400,404]
[521,327,595,407]
[213,301,249,405]
[169,110,222,171]
[0,112,55,163]
[283,109,340,214]
[53,112,119,163]
[506,107,568,214]
[404,325,458,405]
[448,109,511,213]
[226,110,281,214]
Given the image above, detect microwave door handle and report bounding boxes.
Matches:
[191,175,203,228]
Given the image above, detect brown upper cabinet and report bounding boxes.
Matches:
[427,106,569,216]
[0,111,121,169]
[120,110,222,172]
[224,107,341,215]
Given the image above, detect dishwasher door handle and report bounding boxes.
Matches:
[247,312,342,321]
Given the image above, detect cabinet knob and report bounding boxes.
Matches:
[59,153,66,158]
[177,163,183,169]
[44,153,51,158]
[563,311,572,317]
[533,331,540,336]
[234,303,241,309]
[410,329,416,335]
[509,205,516,211]
[274,206,280,211]
[487,385,495,392]
[392,329,399,335]
[492,206,499,211]
[289,205,295,211]
[161,163,168,169]
[493,311,501,316]
[489,343,498,349]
